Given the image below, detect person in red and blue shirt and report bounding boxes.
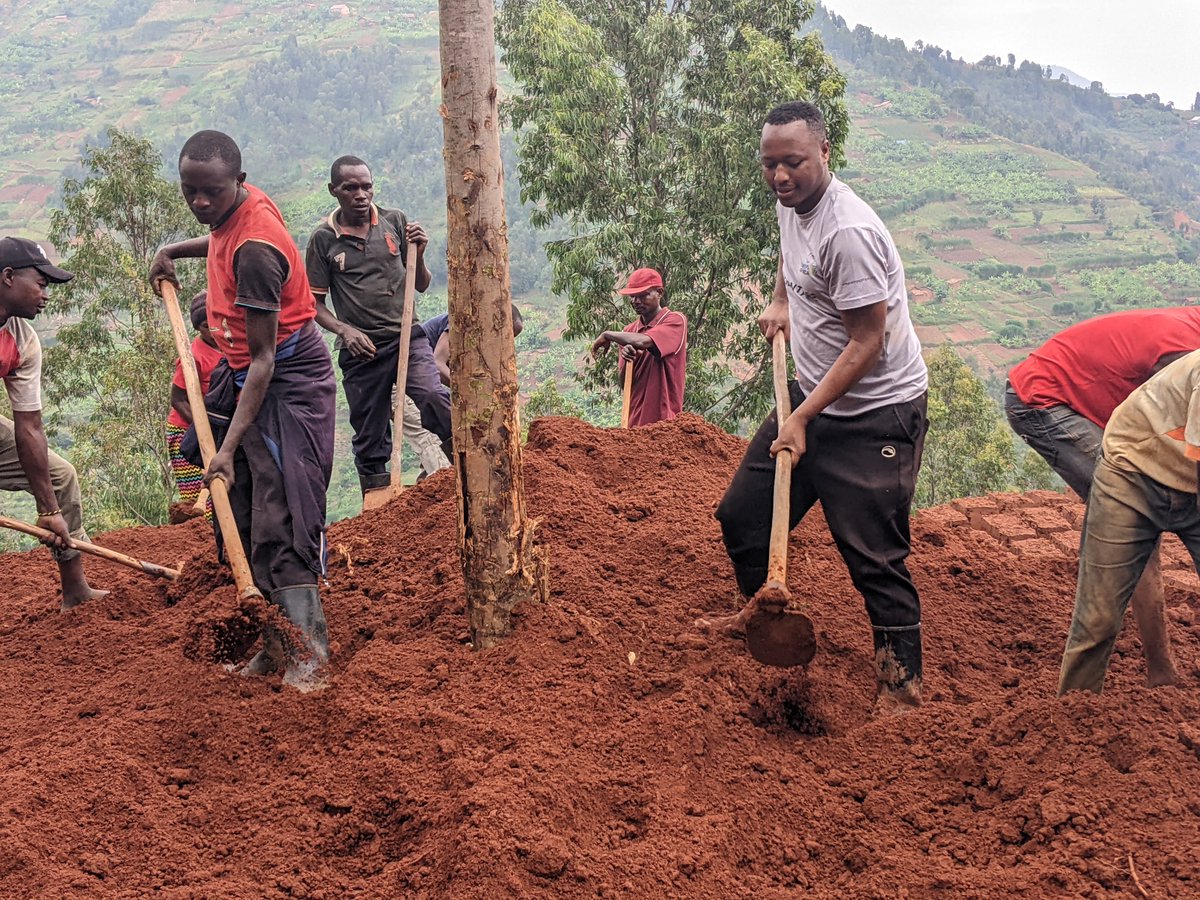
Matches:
[166,290,221,520]
[151,131,336,691]
[590,268,688,426]
[0,236,106,609]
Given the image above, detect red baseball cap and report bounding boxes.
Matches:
[617,267,663,295]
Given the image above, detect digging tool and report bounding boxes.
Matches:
[620,358,634,428]
[159,281,262,604]
[0,515,180,580]
[362,241,420,512]
[744,330,817,668]
[192,486,210,516]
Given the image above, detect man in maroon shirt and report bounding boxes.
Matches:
[590,268,687,426]
[1006,305,1200,687]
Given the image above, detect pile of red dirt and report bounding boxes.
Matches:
[1,413,1199,897]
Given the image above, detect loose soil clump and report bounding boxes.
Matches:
[1,414,1198,896]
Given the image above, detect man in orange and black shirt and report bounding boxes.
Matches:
[151,130,335,691]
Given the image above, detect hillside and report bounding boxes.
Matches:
[1,0,1199,532]
[808,5,1200,380]
[1,414,1199,895]
[3,0,1196,387]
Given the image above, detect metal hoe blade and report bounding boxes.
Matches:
[745,607,817,668]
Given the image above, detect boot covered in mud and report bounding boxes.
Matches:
[358,472,390,498]
[873,623,922,713]
[272,585,330,692]
[241,623,284,677]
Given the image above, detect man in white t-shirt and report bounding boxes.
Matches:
[0,237,105,609]
[712,101,930,710]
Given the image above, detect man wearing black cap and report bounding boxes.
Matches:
[590,267,688,426]
[0,237,106,609]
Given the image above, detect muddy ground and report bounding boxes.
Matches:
[1,414,1198,897]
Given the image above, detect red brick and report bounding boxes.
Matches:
[1050,531,1081,556]
[989,492,1035,511]
[1059,505,1084,527]
[952,496,1000,530]
[1164,571,1200,596]
[1159,534,1195,570]
[1010,538,1066,559]
[979,514,1037,546]
[1021,507,1072,536]
[1023,489,1075,507]
[913,506,968,530]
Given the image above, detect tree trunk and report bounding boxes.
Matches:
[438,0,548,649]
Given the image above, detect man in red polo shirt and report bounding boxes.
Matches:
[590,268,687,426]
[1006,305,1200,687]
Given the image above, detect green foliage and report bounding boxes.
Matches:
[1078,266,1176,308]
[916,344,1022,508]
[44,128,203,531]
[856,144,1077,211]
[525,380,585,421]
[498,0,848,429]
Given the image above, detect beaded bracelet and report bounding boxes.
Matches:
[36,508,62,518]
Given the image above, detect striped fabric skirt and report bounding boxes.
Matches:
[167,422,211,520]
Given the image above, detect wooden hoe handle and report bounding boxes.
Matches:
[159,281,261,600]
[621,361,634,429]
[387,242,421,491]
[766,331,793,588]
[0,515,180,580]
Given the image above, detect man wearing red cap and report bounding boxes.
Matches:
[590,267,688,426]
[0,236,106,609]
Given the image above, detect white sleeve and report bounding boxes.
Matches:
[4,322,43,412]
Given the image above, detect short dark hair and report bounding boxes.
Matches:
[179,130,242,175]
[189,290,208,330]
[331,155,370,185]
[764,101,827,142]
[510,303,523,331]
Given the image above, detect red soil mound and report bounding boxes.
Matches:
[1,414,1199,897]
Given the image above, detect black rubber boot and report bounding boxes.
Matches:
[440,437,454,462]
[873,624,922,713]
[358,472,390,497]
[272,585,330,692]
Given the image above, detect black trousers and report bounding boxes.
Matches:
[339,326,452,479]
[224,424,318,592]
[716,385,928,630]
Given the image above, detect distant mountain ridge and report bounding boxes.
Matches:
[1045,65,1093,90]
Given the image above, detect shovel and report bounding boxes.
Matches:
[0,515,180,580]
[620,359,634,428]
[744,330,816,668]
[362,241,420,512]
[159,282,263,605]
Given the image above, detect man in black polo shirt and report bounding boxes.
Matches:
[306,155,452,495]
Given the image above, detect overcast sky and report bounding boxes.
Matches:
[824,0,1199,109]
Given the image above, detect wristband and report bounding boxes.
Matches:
[37,508,62,518]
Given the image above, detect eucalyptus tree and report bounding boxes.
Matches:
[498,0,847,426]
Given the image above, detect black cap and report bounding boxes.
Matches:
[0,237,73,283]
